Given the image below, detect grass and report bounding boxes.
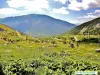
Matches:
[0,34,100,63]
[0,25,100,74]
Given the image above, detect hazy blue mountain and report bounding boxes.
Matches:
[0,14,76,37]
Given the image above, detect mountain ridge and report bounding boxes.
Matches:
[0,14,76,37]
[63,17,100,35]
[0,23,34,44]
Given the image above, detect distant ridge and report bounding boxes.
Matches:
[0,23,24,44]
[0,14,76,37]
[63,17,100,35]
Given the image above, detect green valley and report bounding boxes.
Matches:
[0,20,100,74]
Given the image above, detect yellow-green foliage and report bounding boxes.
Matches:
[0,24,100,75]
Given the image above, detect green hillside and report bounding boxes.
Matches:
[0,23,100,75]
[63,17,100,35]
[0,24,33,44]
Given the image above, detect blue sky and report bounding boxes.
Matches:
[0,0,100,25]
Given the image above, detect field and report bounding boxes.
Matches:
[0,34,100,75]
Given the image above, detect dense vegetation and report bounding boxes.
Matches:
[0,23,100,75]
[0,51,100,75]
[0,34,100,75]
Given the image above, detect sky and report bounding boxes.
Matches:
[0,0,100,25]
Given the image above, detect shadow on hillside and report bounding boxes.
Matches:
[0,64,5,75]
[81,38,100,43]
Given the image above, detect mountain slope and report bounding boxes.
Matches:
[0,24,31,44]
[0,14,76,37]
[64,17,100,35]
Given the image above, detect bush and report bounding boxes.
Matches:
[1,51,100,75]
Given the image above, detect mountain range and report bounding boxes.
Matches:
[0,14,76,37]
[63,17,100,35]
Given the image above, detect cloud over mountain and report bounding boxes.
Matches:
[68,0,100,11]
[53,7,69,15]
[0,0,99,24]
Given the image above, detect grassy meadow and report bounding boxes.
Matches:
[0,31,100,75]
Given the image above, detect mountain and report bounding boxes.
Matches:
[0,14,76,37]
[0,23,18,44]
[64,17,100,35]
[0,23,32,44]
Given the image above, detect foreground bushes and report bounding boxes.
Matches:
[0,64,5,75]
[0,51,100,75]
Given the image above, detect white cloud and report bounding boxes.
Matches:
[0,8,18,15]
[53,7,69,15]
[69,20,82,25]
[87,9,100,15]
[7,0,27,8]
[77,13,100,24]
[54,0,67,4]
[0,8,26,18]
[7,0,49,12]
[1,0,69,18]
[26,0,49,11]
[74,9,100,24]
[88,13,93,15]
[0,8,35,18]
[0,0,50,18]
[68,0,82,11]
[95,10,100,13]
[1,0,70,18]
[78,15,98,19]
[68,0,100,11]
[0,8,25,18]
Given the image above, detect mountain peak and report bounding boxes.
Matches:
[65,17,100,35]
[0,14,76,37]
